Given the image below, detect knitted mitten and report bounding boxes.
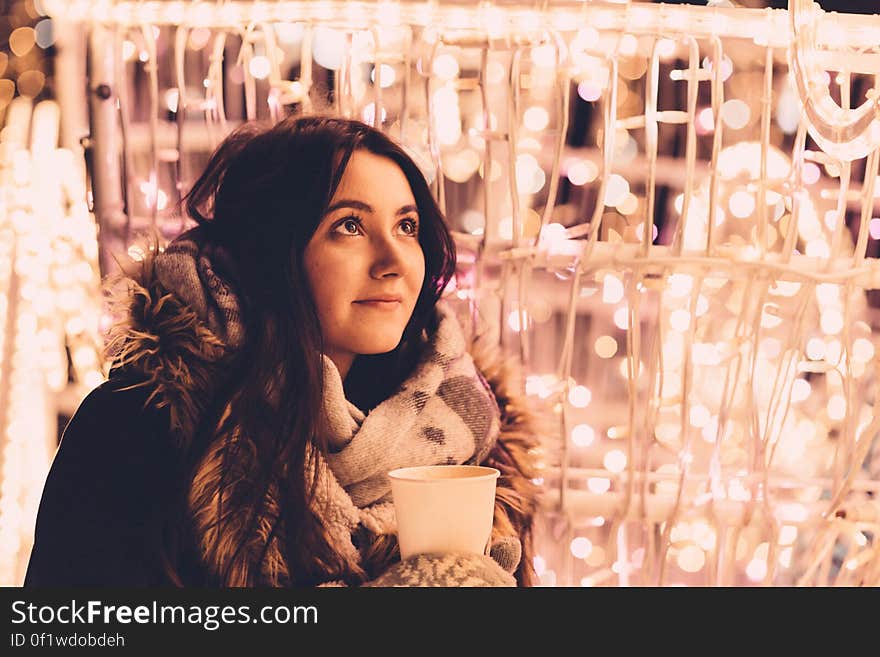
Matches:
[363,537,522,587]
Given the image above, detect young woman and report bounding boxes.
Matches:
[24,116,541,587]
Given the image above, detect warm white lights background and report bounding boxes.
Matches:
[2,0,879,585]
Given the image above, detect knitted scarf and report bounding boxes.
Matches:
[153,228,501,571]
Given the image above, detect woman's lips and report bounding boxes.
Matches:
[354,300,402,309]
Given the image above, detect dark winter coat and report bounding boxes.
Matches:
[24,257,543,586]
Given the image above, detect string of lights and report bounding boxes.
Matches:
[3,0,878,585]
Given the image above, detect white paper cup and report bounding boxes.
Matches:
[388,465,500,560]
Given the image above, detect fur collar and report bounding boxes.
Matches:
[106,253,543,586]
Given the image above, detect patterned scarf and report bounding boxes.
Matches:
[154,227,501,570]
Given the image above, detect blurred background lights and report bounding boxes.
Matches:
[720,99,750,130]
[4,0,879,591]
[570,537,593,559]
[802,162,821,185]
[729,191,756,218]
[602,274,624,304]
[432,53,459,80]
[370,64,396,88]
[34,19,54,49]
[566,159,598,186]
[9,27,36,57]
[587,477,611,494]
[603,174,629,206]
[568,384,592,408]
[248,55,271,80]
[312,27,345,70]
[852,338,875,363]
[746,558,768,582]
[362,103,387,126]
[820,309,844,335]
[827,395,847,421]
[657,38,676,58]
[669,309,691,332]
[618,34,638,57]
[603,449,626,473]
[571,423,595,447]
[676,545,706,573]
[577,80,602,102]
[594,335,618,359]
[523,106,550,132]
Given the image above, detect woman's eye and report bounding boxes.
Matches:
[400,218,419,235]
[335,217,361,235]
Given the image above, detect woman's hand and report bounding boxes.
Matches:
[363,536,522,587]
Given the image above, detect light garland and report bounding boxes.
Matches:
[30,0,880,585]
[0,98,104,585]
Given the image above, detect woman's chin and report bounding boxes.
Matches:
[350,336,405,357]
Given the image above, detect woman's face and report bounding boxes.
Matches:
[304,150,426,379]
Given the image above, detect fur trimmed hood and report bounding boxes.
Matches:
[106,253,543,586]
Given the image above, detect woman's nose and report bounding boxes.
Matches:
[369,233,407,279]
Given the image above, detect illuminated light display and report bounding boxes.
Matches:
[0,0,874,586]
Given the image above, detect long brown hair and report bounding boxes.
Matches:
[164,116,456,585]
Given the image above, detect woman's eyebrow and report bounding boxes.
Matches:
[325,199,419,215]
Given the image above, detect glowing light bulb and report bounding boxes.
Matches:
[247,56,270,80]
[164,89,179,113]
[827,395,847,421]
[791,378,811,402]
[568,385,592,408]
[779,525,798,546]
[689,405,711,428]
[729,191,755,218]
[815,283,839,306]
[802,162,821,185]
[570,537,593,559]
[370,64,396,88]
[746,558,768,582]
[806,337,826,360]
[603,449,627,473]
[571,424,595,447]
[523,106,549,132]
[515,153,545,194]
[721,99,750,130]
[361,103,387,126]
[657,38,676,58]
[618,34,638,57]
[486,61,506,85]
[820,309,844,335]
[533,555,546,575]
[613,306,629,330]
[852,338,875,363]
[677,545,706,573]
[668,274,693,297]
[670,309,691,332]
[577,81,602,102]
[432,54,459,80]
[602,274,625,304]
[695,295,709,317]
[567,159,598,186]
[588,477,611,494]
[531,44,557,68]
[312,27,345,70]
[506,309,528,332]
[805,240,830,258]
[603,174,630,207]
[634,222,658,243]
[594,335,618,359]
[618,193,639,215]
